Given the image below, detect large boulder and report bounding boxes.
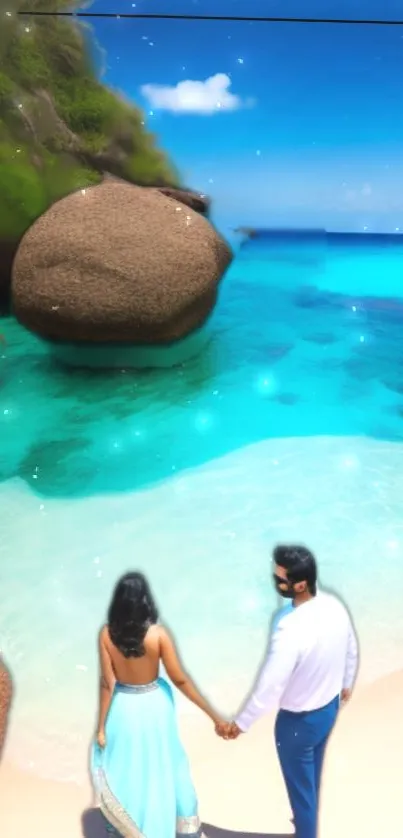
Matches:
[0,658,12,759]
[12,180,232,344]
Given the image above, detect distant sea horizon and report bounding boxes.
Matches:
[210,221,403,253]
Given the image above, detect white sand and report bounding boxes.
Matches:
[0,671,401,838]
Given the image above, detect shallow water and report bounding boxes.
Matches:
[1,231,403,782]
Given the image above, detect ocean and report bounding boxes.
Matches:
[1,229,403,783]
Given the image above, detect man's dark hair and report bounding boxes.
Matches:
[273,545,317,595]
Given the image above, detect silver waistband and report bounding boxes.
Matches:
[115,680,159,694]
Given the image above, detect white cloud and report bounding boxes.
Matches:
[343,183,373,205]
[140,73,245,115]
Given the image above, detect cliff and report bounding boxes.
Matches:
[0,0,180,305]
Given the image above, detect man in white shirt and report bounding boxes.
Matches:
[219,545,359,838]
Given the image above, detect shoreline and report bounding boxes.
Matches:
[2,653,398,787]
[0,670,402,837]
[2,432,403,786]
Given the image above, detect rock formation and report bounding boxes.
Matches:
[12,179,233,344]
[0,658,12,760]
[0,5,181,307]
[155,188,210,217]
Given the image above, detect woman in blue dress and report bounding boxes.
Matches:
[91,572,228,838]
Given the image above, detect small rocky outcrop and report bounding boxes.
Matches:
[0,658,12,759]
[234,227,258,238]
[12,179,233,344]
[155,188,210,216]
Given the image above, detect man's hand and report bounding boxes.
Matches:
[214,719,232,739]
[227,721,242,739]
[96,728,106,748]
[341,688,352,705]
[215,720,243,740]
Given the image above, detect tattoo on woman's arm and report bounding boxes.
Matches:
[100,675,110,690]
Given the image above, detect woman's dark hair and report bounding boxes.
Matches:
[108,572,159,658]
[273,545,317,595]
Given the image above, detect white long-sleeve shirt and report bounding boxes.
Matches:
[235,591,359,732]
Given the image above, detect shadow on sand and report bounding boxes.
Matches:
[81,809,293,838]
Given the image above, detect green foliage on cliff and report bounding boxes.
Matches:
[0,1,179,243]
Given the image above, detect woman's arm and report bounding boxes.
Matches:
[159,626,225,727]
[96,627,116,744]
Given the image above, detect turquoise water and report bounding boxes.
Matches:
[1,230,403,782]
[2,232,403,497]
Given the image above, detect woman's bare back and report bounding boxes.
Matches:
[98,621,222,728]
[104,624,161,685]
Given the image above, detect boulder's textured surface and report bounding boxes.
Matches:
[0,659,12,759]
[12,180,232,344]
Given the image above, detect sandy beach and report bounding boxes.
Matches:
[0,670,401,838]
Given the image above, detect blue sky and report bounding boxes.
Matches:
[81,0,403,231]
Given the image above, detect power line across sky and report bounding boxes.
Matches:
[15,11,403,26]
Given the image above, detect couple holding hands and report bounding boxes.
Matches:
[92,546,358,838]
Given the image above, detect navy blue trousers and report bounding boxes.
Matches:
[275,696,339,838]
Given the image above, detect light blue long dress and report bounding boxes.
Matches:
[91,676,202,838]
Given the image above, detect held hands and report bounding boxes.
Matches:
[214,719,243,741]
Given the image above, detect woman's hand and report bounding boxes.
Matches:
[96,728,106,748]
[215,719,243,740]
[214,718,232,739]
